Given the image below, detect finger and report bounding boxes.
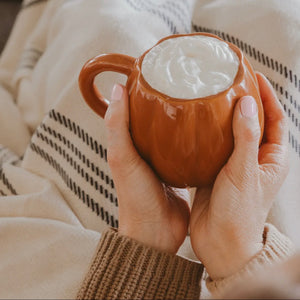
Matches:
[190,187,211,229]
[255,72,289,166]
[164,186,191,223]
[165,186,191,203]
[256,72,288,146]
[227,95,260,174]
[105,84,142,177]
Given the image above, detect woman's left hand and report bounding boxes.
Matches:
[104,84,190,254]
[189,73,289,279]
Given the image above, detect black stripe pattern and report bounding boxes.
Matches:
[30,142,118,228]
[289,132,300,157]
[192,25,300,92]
[125,0,191,34]
[0,146,20,196]
[39,123,114,189]
[34,129,117,206]
[192,24,300,158]
[49,110,107,162]
[28,109,118,227]
[0,189,7,197]
[0,168,17,196]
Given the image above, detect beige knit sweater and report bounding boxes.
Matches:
[76,224,295,299]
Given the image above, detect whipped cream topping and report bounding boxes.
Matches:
[142,35,240,99]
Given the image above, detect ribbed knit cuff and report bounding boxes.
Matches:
[77,228,203,300]
[206,223,296,298]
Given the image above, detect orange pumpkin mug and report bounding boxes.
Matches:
[79,33,264,188]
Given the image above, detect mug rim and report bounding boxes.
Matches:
[137,32,245,104]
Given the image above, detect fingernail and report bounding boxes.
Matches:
[240,96,257,118]
[111,84,123,101]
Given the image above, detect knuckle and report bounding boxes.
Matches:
[273,144,289,168]
[237,121,261,145]
[262,149,289,185]
[104,105,121,129]
[271,105,288,132]
[224,159,258,190]
[246,123,261,143]
[244,127,258,143]
[104,108,115,128]
[277,106,288,122]
[265,164,288,186]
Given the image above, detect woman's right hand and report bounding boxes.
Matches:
[190,72,289,280]
[104,84,190,255]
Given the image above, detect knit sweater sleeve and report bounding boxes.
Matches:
[206,223,296,298]
[76,228,204,300]
[76,224,295,300]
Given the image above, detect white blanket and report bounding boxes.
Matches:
[0,0,299,298]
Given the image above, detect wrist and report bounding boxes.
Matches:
[119,223,180,254]
[203,241,263,280]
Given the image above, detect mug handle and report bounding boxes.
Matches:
[78,54,136,118]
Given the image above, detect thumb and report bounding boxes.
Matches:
[228,96,261,172]
[105,84,141,178]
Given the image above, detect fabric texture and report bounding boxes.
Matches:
[76,225,295,300]
[206,223,296,298]
[77,228,204,300]
[0,0,299,298]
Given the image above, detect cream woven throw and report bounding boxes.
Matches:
[0,0,299,298]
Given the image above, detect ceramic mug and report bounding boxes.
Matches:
[79,32,264,188]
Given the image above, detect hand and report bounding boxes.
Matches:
[105,84,190,254]
[190,72,289,279]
